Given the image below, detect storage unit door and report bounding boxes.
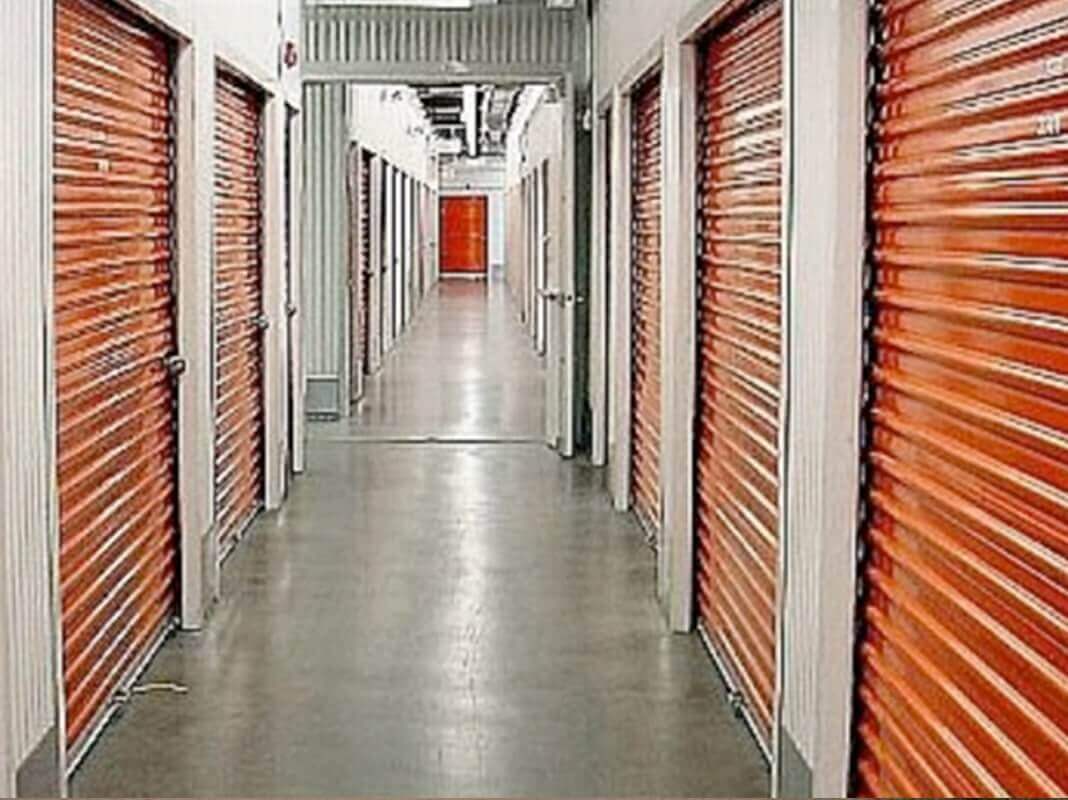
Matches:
[54,0,179,752]
[629,72,663,537]
[441,196,489,275]
[361,151,373,374]
[855,4,1068,796]
[348,147,363,404]
[214,69,265,557]
[693,0,783,754]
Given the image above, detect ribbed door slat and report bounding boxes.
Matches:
[54,0,179,751]
[440,196,488,274]
[694,0,783,752]
[361,150,373,373]
[855,2,1068,796]
[214,70,265,555]
[630,73,663,536]
[348,146,365,400]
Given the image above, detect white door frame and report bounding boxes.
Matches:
[589,95,613,468]
[608,40,663,513]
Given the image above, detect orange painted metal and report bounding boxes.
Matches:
[214,69,265,555]
[360,149,373,374]
[440,195,488,274]
[630,72,663,537]
[54,0,179,751]
[855,2,1068,796]
[347,145,366,400]
[694,0,783,753]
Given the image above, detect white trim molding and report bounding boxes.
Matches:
[660,33,699,633]
[776,1,867,796]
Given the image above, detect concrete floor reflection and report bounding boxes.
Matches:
[71,278,769,798]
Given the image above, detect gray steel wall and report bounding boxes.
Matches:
[304,4,583,76]
[302,82,350,416]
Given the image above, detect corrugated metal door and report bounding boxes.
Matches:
[854,4,1068,796]
[694,0,783,754]
[54,0,179,752]
[347,145,364,404]
[214,68,265,557]
[361,150,373,374]
[441,196,489,274]
[629,72,662,538]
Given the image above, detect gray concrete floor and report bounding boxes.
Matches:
[72,277,770,798]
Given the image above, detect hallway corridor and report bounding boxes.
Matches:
[71,280,769,798]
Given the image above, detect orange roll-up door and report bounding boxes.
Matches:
[54,0,180,753]
[440,195,488,275]
[629,71,663,539]
[694,0,783,754]
[361,150,373,374]
[214,69,266,557]
[854,2,1068,796]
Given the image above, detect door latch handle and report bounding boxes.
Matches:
[253,314,271,331]
[286,303,298,319]
[163,354,188,379]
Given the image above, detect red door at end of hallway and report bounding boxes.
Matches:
[440,195,488,275]
[629,71,663,540]
[855,3,1068,796]
[54,0,180,753]
[215,69,266,558]
[694,0,783,755]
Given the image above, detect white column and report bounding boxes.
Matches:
[263,94,288,511]
[607,88,632,512]
[176,37,218,626]
[777,1,867,796]
[588,98,609,468]
[659,37,699,631]
[289,105,307,474]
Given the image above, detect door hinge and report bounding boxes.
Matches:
[253,313,271,331]
[286,303,298,319]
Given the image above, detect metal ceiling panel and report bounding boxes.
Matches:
[304,3,583,78]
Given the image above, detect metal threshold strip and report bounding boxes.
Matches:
[697,620,774,767]
[310,434,546,446]
[66,620,177,778]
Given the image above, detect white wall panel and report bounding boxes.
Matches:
[349,86,437,185]
[0,0,58,775]
[594,0,694,91]
[194,0,303,103]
